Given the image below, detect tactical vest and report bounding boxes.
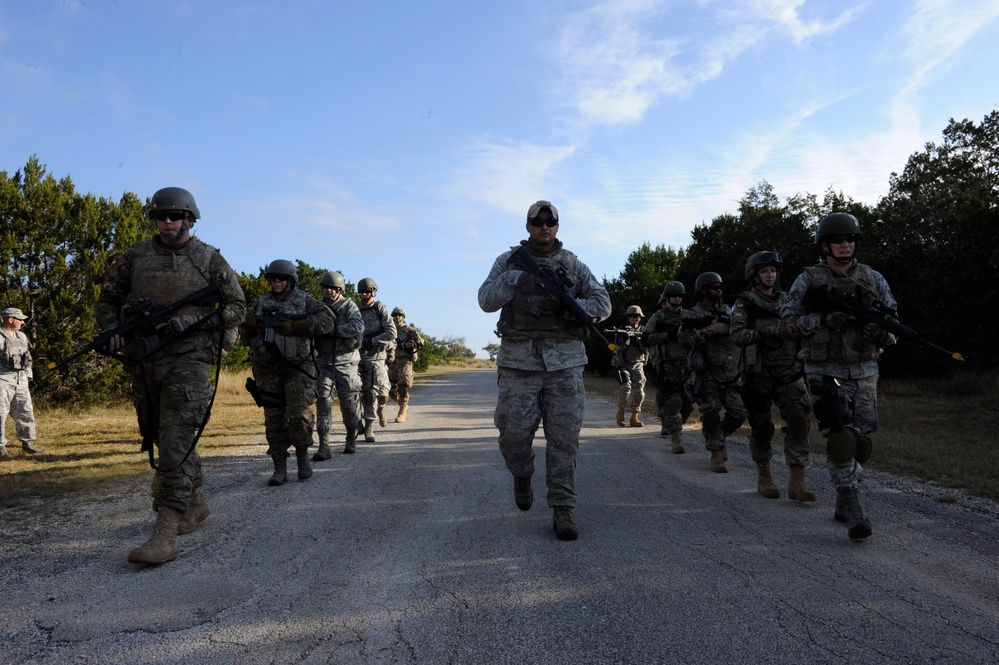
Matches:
[496,248,586,340]
[736,289,799,374]
[252,289,312,362]
[124,238,217,322]
[645,308,685,367]
[801,263,881,364]
[0,330,30,372]
[315,297,362,363]
[359,302,391,359]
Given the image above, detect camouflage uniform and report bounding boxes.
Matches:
[315,295,365,450]
[678,302,747,455]
[611,327,648,414]
[248,289,334,459]
[388,314,423,421]
[731,287,811,468]
[642,305,693,442]
[0,325,36,454]
[478,239,612,509]
[358,300,396,437]
[95,235,245,514]
[784,261,896,491]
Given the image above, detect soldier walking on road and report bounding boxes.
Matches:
[783,213,896,540]
[313,271,365,458]
[388,307,423,423]
[357,278,396,443]
[0,307,40,458]
[612,305,648,428]
[242,260,333,485]
[95,187,245,565]
[679,272,747,473]
[478,200,612,541]
[642,282,693,453]
[730,252,815,501]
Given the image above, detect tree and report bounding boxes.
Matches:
[482,343,500,360]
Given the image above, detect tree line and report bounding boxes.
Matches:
[600,111,998,377]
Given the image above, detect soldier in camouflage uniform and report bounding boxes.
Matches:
[388,307,423,423]
[478,200,611,541]
[313,271,365,458]
[357,278,396,443]
[783,213,896,540]
[611,305,649,428]
[679,272,747,473]
[0,307,40,457]
[243,260,334,485]
[730,252,815,502]
[95,187,246,565]
[642,281,693,453]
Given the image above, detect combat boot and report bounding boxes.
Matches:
[629,412,643,427]
[295,446,313,480]
[616,407,626,427]
[0,445,9,459]
[128,507,181,565]
[670,430,685,454]
[394,399,408,423]
[710,449,727,473]
[660,420,670,436]
[344,427,357,454]
[552,507,579,541]
[313,441,332,462]
[755,462,780,499]
[513,474,533,511]
[364,419,376,442]
[268,454,288,486]
[837,487,873,540]
[177,488,210,535]
[21,440,41,454]
[377,396,388,427]
[788,466,817,502]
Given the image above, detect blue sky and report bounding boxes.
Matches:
[2,1,998,358]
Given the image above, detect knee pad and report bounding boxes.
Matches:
[701,410,721,435]
[826,428,858,464]
[721,414,745,437]
[787,412,810,441]
[665,396,682,414]
[752,421,776,447]
[856,435,872,464]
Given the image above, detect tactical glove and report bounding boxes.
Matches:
[277,319,309,336]
[861,322,890,343]
[515,271,544,295]
[822,311,851,332]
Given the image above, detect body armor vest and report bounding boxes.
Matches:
[801,263,881,364]
[496,248,585,340]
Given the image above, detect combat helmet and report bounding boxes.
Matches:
[148,187,201,219]
[625,305,644,318]
[694,272,723,293]
[391,307,406,317]
[659,280,685,302]
[814,212,861,244]
[358,277,378,293]
[265,259,298,285]
[320,271,345,290]
[744,251,783,280]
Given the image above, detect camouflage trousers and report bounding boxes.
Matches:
[388,360,414,401]
[741,373,811,467]
[254,361,317,455]
[494,365,584,508]
[359,355,390,420]
[616,363,646,412]
[316,362,362,435]
[0,373,35,447]
[693,375,747,451]
[130,349,213,514]
[652,365,692,434]
[807,372,879,490]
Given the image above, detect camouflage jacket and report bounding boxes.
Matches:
[392,323,424,364]
[315,295,365,367]
[359,300,396,361]
[678,301,739,383]
[730,287,801,379]
[249,288,334,366]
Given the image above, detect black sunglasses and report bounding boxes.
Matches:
[151,210,188,222]
[826,235,859,245]
[359,289,374,294]
[528,218,558,228]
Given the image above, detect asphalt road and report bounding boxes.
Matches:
[2,368,998,664]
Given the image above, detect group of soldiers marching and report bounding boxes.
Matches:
[610,212,895,541]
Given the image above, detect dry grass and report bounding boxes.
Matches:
[584,371,999,501]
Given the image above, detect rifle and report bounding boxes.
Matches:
[48,283,222,370]
[604,327,642,344]
[802,284,964,362]
[680,311,731,330]
[255,303,310,344]
[509,246,616,353]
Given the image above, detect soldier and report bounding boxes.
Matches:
[611,305,649,428]
[313,271,365,458]
[356,278,396,443]
[784,212,896,540]
[242,260,334,485]
[0,307,39,457]
[478,200,611,541]
[730,252,815,501]
[642,281,693,453]
[678,272,747,473]
[95,187,245,565]
[388,307,423,423]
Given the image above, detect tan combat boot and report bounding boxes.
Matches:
[394,399,408,423]
[710,449,727,473]
[670,430,685,454]
[629,412,643,427]
[377,396,389,427]
[177,488,210,535]
[128,507,181,565]
[616,407,626,427]
[755,462,781,499]
[788,466,817,502]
